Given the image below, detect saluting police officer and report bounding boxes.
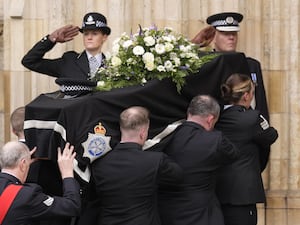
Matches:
[21,12,111,225]
[22,12,111,97]
[191,12,269,123]
[191,12,271,172]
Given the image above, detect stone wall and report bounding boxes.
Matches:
[1,0,299,224]
[0,0,4,146]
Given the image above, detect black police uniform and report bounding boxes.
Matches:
[0,172,81,225]
[215,105,278,225]
[207,12,270,122]
[21,38,102,96]
[21,38,105,82]
[21,12,111,96]
[21,12,111,225]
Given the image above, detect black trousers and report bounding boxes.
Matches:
[221,204,257,225]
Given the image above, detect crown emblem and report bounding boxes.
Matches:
[94,122,106,135]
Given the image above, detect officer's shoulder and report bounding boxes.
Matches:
[23,182,43,190]
[244,108,260,120]
[211,128,223,136]
[62,50,81,58]
[246,56,261,65]
[145,149,166,160]
[19,183,43,196]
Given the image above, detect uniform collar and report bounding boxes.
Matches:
[86,51,103,63]
[223,104,247,112]
[18,138,26,143]
[224,104,233,110]
[0,172,22,184]
[117,142,143,150]
[183,120,206,131]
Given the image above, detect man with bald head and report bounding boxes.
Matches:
[0,141,81,225]
[158,95,239,225]
[91,106,182,225]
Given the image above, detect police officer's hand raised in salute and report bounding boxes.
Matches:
[48,25,80,43]
[191,26,215,47]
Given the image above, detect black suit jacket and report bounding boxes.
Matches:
[0,173,81,225]
[21,36,105,80]
[158,121,239,225]
[91,142,182,225]
[215,105,278,205]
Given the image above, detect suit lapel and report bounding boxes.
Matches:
[76,51,106,78]
[76,51,90,76]
[100,53,106,67]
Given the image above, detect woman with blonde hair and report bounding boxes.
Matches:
[215,73,278,225]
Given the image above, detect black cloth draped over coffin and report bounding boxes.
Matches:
[24,52,252,171]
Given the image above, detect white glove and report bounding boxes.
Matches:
[259,115,270,130]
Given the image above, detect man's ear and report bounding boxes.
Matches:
[139,125,149,141]
[12,128,17,136]
[206,114,216,130]
[19,158,27,172]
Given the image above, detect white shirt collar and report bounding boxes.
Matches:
[224,104,233,110]
[86,51,102,63]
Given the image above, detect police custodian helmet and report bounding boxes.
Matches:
[79,12,111,35]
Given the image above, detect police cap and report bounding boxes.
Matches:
[207,12,243,32]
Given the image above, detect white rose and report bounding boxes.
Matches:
[185,52,198,59]
[144,36,156,46]
[164,60,173,71]
[169,35,176,42]
[123,40,133,48]
[162,35,172,42]
[180,52,187,58]
[126,58,134,64]
[173,57,180,66]
[111,56,122,67]
[142,52,155,63]
[190,53,199,59]
[133,45,145,55]
[164,42,174,52]
[145,61,155,71]
[179,45,188,52]
[155,44,165,54]
[157,65,166,72]
[169,52,177,59]
[185,45,192,51]
[97,81,105,87]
